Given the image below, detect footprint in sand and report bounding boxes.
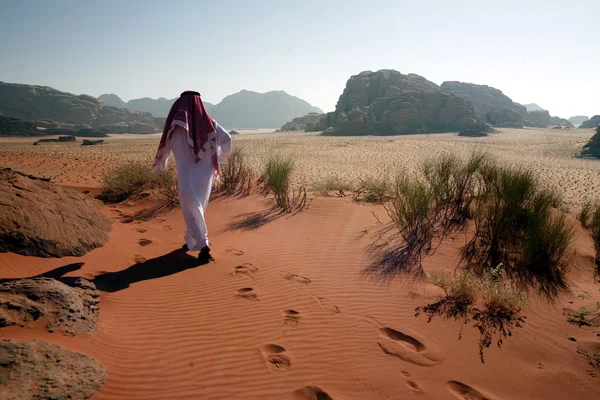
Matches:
[446,381,499,400]
[283,272,312,285]
[377,327,445,367]
[236,287,258,301]
[133,255,147,264]
[230,263,258,279]
[138,238,153,246]
[226,246,245,256]
[283,309,301,327]
[405,379,422,393]
[316,297,340,314]
[162,225,172,232]
[259,344,291,373]
[293,385,333,400]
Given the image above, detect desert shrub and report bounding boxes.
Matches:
[354,175,393,203]
[131,166,179,221]
[99,162,156,203]
[313,176,356,197]
[415,266,526,362]
[462,164,573,299]
[261,155,306,212]
[217,148,254,196]
[580,200,600,273]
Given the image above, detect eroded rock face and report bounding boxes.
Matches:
[0,168,112,258]
[279,113,325,131]
[0,277,100,335]
[582,126,600,159]
[525,110,552,127]
[0,339,107,400]
[580,115,600,129]
[440,81,527,119]
[0,81,161,132]
[0,114,41,137]
[484,108,524,128]
[318,70,486,135]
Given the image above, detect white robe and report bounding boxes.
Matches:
[155,119,232,250]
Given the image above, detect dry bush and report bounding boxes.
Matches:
[354,175,393,203]
[98,162,156,203]
[261,155,306,212]
[216,148,254,196]
[579,200,600,274]
[566,303,600,327]
[463,164,573,299]
[415,266,526,363]
[313,176,356,197]
[131,167,179,221]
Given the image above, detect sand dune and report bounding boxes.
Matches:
[1,191,599,399]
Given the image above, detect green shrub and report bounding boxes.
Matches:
[463,164,573,299]
[99,162,156,203]
[217,148,254,196]
[313,176,356,197]
[354,175,392,203]
[261,155,306,212]
[416,266,526,363]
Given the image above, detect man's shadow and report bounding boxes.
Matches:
[93,247,202,292]
[3,247,203,293]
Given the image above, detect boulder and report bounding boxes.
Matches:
[440,81,527,119]
[580,115,600,129]
[0,339,107,400]
[0,168,111,257]
[549,116,574,128]
[81,139,105,146]
[0,277,99,335]
[279,112,325,131]
[319,70,486,135]
[33,136,76,145]
[0,114,41,137]
[484,108,524,128]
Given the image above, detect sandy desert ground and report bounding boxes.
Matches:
[1,128,600,399]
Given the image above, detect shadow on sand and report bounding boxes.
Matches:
[2,248,204,293]
[225,207,286,231]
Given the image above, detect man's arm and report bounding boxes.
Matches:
[213,119,232,160]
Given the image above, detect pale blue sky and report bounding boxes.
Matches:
[1,0,598,117]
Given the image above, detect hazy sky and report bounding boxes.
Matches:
[1,0,598,117]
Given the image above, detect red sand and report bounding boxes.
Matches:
[1,193,599,399]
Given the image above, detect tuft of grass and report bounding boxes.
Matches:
[217,148,254,196]
[354,175,393,203]
[567,303,600,327]
[463,164,573,299]
[580,201,600,274]
[261,154,306,212]
[99,162,156,203]
[416,265,526,363]
[313,176,356,197]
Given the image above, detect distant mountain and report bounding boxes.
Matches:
[98,93,126,108]
[209,90,323,129]
[99,94,214,117]
[524,103,545,112]
[569,115,590,125]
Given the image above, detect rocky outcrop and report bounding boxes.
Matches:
[0,168,111,257]
[0,81,161,133]
[100,93,214,116]
[484,108,524,128]
[580,115,600,129]
[81,139,105,146]
[210,89,323,129]
[525,110,552,127]
[98,93,127,108]
[33,136,76,145]
[317,70,486,135]
[569,115,590,125]
[440,81,527,120]
[279,113,325,131]
[581,126,600,158]
[0,277,100,335]
[549,116,574,128]
[1,339,107,400]
[0,114,41,136]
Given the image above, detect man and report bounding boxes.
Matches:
[153,91,232,264]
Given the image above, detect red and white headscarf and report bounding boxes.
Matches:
[153,91,219,175]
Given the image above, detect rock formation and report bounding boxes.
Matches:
[484,108,524,128]
[81,139,105,146]
[210,90,323,129]
[1,339,107,400]
[440,81,527,120]
[525,110,552,127]
[0,277,100,335]
[33,136,76,145]
[569,115,590,125]
[581,126,600,158]
[524,103,545,112]
[0,81,161,133]
[549,116,574,128]
[580,115,600,129]
[0,168,111,257]
[0,114,41,136]
[317,70,487,135]
[279,113,324,131]
[100,94,214,116]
